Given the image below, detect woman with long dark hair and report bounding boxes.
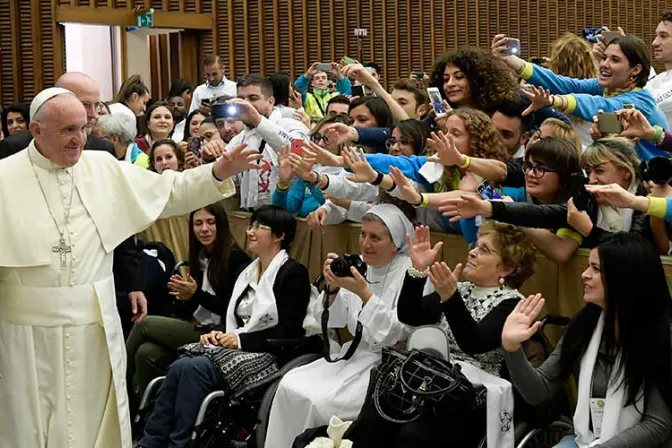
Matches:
[126,202,250,413]
[1,103,29,137]
[502,233,672,447]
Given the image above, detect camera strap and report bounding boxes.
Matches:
[321,285,363,363]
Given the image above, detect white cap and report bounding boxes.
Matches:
[407,326,451,361]
[30,87,76,119]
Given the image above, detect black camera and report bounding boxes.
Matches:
[569,173,596,212]
[641,157,672,185]
[330,254,367,278]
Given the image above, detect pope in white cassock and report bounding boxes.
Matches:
[0,87,260,448]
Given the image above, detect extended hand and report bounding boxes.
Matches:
[212,142,262,180]
[389,166,421,205]
[428,262,463,302]
[566,198,593,237]
[343,147,378,183]
[501,294,546,353]
[439,193,492,222]
[406,225,443,271]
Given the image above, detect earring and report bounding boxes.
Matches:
[499,277,505,285]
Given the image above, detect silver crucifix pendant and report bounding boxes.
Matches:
[52,237,72,269]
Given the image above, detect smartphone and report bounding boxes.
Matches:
[351,85,365,97]
[477,180,502,200]
[201,98,211,106]
[507,38,521,56]
[342,56,358,65]
[582,27,603,43]
[290,138,304,157]
[602,31,620,46]
[212,103,238,121]
[569,173,594,211]
[318,62,332,72]
[412,71,426,79]
[597,113,623,134]
[426,87,447,117]
[187,136,203,156]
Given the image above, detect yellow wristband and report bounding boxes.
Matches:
[276,183,290,191]
[419,193,429,207]
[460,155,471,169]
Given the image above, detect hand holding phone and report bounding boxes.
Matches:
[351,85,365,97]
[507,38,521,56]
[427,87,447,117]
[290,139,304,157]
[477,180,502,200]
[569,173,595,211]
[187,136,203,156]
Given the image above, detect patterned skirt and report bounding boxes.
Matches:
[178,343,280,398]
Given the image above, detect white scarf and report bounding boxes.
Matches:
[458,361,515,448]
[596,182,637,232]
[574,312,643,447]
[225,249,288,334]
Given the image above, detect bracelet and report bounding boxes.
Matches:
[385,181,397,192]
[370,171,384,186]
[276,183,290,191]
[652,125,665,146]
[460,155,471,169]
[419,193,429,207]
[407,265,430,278]
[307,171,321,186]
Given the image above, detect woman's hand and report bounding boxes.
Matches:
[324,253,372,302]
[289,87,304,110]
[428,262,463,302]
[342,63,380,90]
[566,198,593,237]
[645,180,672,198]
[439,193,493,222]
[184,151,201,169]
[322,123,359,147]
[303,140,345,167]
[278,145,294,185]
[584,183,640,209]
[343,147,378,183]
[294,109,311,129]
[307,207,329,230]
[592,26,625,62]
[501,294,546,353]
[218,333,239,349]
[426,131,465,167]
[589,112,605,141]
[389,166,422,205]
[406,225,443,271]
[200,330,224,346]
[491,34,525,72]
[168,273,198,300]
[289,149,314,181]
[520,85,552,116]
[617,108,656,141]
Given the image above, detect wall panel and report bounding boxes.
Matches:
[4,0,672,104]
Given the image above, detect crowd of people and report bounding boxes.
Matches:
[4,9,672,448]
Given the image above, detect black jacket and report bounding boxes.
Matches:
[215,258,311,354]
[489,197,653,248]
[0,130,114,160]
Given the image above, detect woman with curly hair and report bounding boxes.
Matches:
[546,33,599,148]
[430,48,519,114]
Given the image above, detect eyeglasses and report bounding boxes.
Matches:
[247,222,272,232]
[522,162,557,179]
[311,134,327,144]
[473,243,499,256]
[385,137,413,149]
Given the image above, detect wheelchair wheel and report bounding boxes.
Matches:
[515,417,573,448]
[190,395,260,448]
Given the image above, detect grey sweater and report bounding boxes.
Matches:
[504,338,672,447]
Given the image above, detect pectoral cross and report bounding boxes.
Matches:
[52,237,72,269]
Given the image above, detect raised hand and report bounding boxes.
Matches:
[501,294,546,353]
[278,145,294,185]
[566,198,593,237]
[521,85,552,116]
[289,87,304,110]
[438,193,492,222]
[584,183,640,209]
[406,225,443,271]
[303,140,344,167]
[342,63,379,89]
[426,131,464,167]
[389,166,422,205]
[322,123,359,147]
[428,261,463,302]
[618,108,656,141]
[343,147,378,183]
[288,150,314,180]
[213,142,262,180]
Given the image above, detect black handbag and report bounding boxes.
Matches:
[371,346,483,424]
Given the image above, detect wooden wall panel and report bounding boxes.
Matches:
[5,0,672,105]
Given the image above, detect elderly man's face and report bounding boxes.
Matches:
[31,95,88,168]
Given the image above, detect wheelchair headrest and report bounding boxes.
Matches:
[407,326,450,361]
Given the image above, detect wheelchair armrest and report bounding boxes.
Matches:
[540,314,571,332]
[265,335,323,355]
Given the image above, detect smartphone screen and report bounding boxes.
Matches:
[290,139,304,156]
[507,38,521,56]
[426,87,447,116]
[318,62,332,72]
[477,181,502,200]
[582,27,603,43]
[187,136,203,156]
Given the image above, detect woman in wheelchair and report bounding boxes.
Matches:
[266,204,419,447]
[397,221,537,376]
[126,202,250,412]
[502,233,672,447]
[136,205,311,448]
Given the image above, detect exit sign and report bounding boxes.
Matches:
[137,9,154,27]
[354,28,368,37]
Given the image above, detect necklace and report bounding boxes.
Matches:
[28,151,75,270]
